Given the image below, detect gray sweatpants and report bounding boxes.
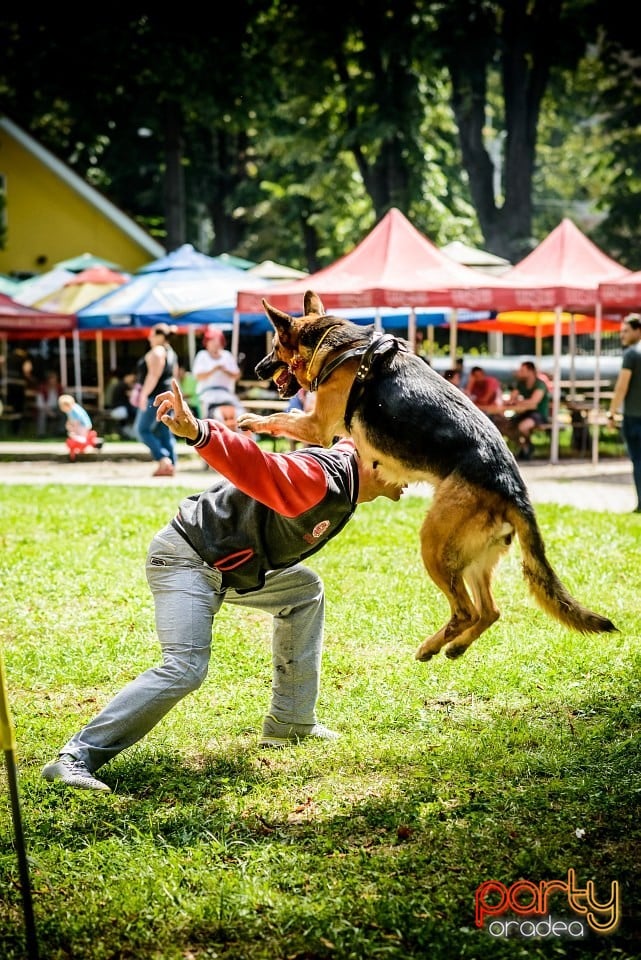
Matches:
[61,524,325,772]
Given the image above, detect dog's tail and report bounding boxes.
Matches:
[509,505,618,635]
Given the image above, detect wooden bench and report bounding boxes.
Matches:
[532,403,618,456]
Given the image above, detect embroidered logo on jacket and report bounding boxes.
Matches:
[303,520,331,544]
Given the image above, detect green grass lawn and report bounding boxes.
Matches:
[0,484,639,959]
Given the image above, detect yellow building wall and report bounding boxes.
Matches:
[0,130,159,276]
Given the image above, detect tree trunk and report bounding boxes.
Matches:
[162,100,186,251]
[446,0,561,263]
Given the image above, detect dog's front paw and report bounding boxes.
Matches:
[237,414,265,433]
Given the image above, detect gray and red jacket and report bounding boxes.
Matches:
[171,419,359,592]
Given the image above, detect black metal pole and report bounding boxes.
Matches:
[1,651,39,959]
[4,747,39,959]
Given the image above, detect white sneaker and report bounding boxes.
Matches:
[42,754,111,792]
[259,714,339,749]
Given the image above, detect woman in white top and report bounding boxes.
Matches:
[192,326,245,415]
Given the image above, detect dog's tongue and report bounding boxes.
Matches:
[273,365,290,392]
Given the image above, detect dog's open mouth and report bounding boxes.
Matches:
[273,364,290,392]
[272,364,299,399]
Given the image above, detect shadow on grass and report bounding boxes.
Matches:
[9,690,639,959]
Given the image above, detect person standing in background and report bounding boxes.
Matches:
[36,369,65,437]
[192,326,244,416]
[608,313,641,513]
[455,357,468,390]
[135,324,179,477]
[176,359,202,417]
[5,349,37,435]
[107,370,138,439]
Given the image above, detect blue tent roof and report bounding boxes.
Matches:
[77,245,272,330]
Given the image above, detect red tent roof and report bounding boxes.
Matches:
[236,208,500,314]
[0,292,76,335]
[450,218,630,311]
[65,266,129,286]
[598,269,641,309]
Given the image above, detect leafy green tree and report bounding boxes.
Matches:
[0,3,637,270]
[433,0,611,261]
[588,9,641,267]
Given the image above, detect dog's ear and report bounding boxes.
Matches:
[262,299,295,344]
[304,290,325,317]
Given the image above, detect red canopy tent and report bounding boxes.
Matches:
[598,270,641,311]
[0,293,77,408]
[236,207,505,315]
[448,218,631,463]
[449,218,630,312]
[238,215,629,464]
[236,207,513,360]
[0,292,75,336]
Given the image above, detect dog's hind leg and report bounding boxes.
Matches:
[414,483,514,662]
[413,502,479,662]
[442,543,508,659]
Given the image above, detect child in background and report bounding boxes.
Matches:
[58,394,93,441]
[58,394,103,460]
[212,403,240,431]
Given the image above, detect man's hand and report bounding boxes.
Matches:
[154,379,199,441]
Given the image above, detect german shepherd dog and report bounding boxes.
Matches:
[237,292,617,661]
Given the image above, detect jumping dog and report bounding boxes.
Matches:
[237,292,617,660]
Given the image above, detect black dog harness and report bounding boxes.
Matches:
[310,332,407,428]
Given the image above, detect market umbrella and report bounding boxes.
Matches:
[33,267,130,314]
[215,252,256,270]
[53,252,123,272]
[441,240,512,276]
[458,310,621,339]
[136,243,224,274]
[75,245,272,397]
[77,244,271,334]
[0,274,21,296]
[247,259,308,280]
[0,648,39,958]
[12,269,76,306]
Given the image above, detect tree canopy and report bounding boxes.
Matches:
[1,2,640,269]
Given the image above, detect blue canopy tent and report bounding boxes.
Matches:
[74,244,273,402]
[76,244,271,333]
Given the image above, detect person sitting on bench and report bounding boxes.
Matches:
[498,361,550,461]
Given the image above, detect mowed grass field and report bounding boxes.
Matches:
[0,482,640,960]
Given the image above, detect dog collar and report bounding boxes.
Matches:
[310,333,404,392]
[311,345,368,392]
[306,324,342,385]
[354,334,402,381]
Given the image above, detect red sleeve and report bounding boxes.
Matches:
[195,420,354,517]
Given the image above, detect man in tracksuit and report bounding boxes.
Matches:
[43,380,405,792]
